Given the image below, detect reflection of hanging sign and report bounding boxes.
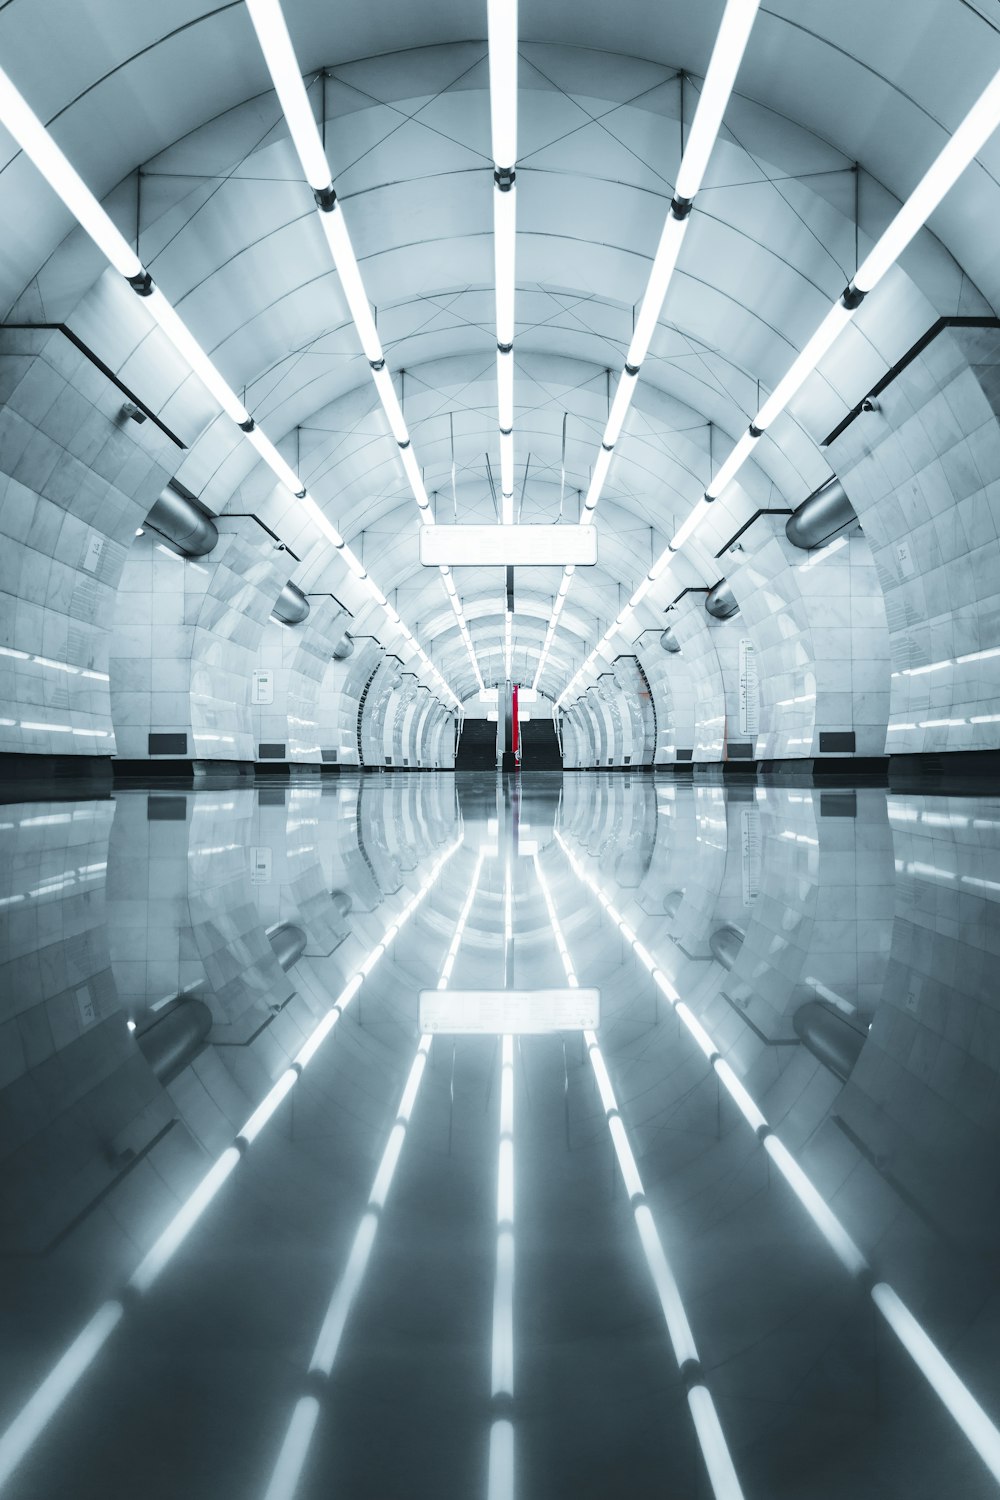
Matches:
[740,808,761,906]
[250,846,272,883]
[252,671,274,705]
[82,534,104,573]
[738,638,759,737]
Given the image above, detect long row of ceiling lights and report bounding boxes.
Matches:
[245,0,482,696]
[487,0,518,526]
[0,54,463,708]
[554,56,1000,708]
[488,0,519,704]
[531,0,762,695]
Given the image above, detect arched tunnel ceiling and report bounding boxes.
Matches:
[0,1,998,701]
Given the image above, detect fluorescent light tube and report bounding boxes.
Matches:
[494,183,517,347]
[627,212,689,369]
[244,423,306,495]
[0,63,144,280]
[753,301,855,431]
[674,0,761,201]
[670,495,713,551]
[316,205,383,363]
[703,425,761,499]
[486,0,519,168]
[604,369,638,447]
[854,68,1000,294]
[371,363,409,444]
[583,446,613,510]
[245,0,333,192]
[497,348,514,431]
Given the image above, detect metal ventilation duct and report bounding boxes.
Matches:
[332,634,354,660]
[793,998,867,1081]
[710,924,745,970]
[272,582,310,626]
[785,477,857,551]
[660,626,681,653]
[135,998,213,1084]
[268,922,307,971]
[144,481,218,558]
[705,579,739,620]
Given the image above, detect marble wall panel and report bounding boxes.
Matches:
[726,528,891,759]
[0,325,175,756]
[250,594,349,762]
[830,323,1000,753]
[109,518,289,761]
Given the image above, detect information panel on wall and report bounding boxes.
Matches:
[252,670,274,705]
[738,638,759,737]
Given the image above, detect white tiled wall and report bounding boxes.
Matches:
[0,326,175,757]
[250,595,350,763]
[830,323,1000,754]
[726,528,891,759]
[109,519,290,760]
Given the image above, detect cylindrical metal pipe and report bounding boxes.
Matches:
[705,578,739,620]
[660,626,681,653]
[268,922,307,971]
[136,998,213,1085]
[785,477,857,551]
[144,482,218,558]
[793,999,867,1081]
[710,923,745,970]
[272,582,310,626]
[332,634,354,660]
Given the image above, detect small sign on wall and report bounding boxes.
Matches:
[895,540,915,579]
[738,638,759,737]
[252,670,274,705]
[82,534,104,574]
[250,846,272,883]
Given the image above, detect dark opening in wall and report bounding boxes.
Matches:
[259,743,286,759]
[148,733,187,756]
[819,731,856,753]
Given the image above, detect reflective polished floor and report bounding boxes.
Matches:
[1,771,1000,1499]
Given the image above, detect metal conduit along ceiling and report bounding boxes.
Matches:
[0,1,997,703]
